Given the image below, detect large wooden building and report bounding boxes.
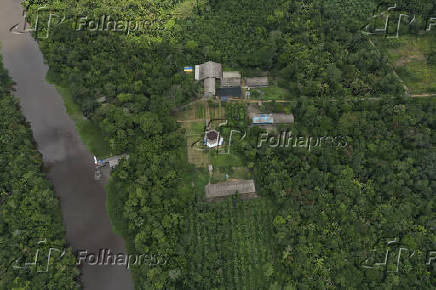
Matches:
[245,77,269,88]
[205,179,257,199]
[195,61,223,97]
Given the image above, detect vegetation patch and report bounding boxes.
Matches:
[46,73,112,158]
[374,35,436,94]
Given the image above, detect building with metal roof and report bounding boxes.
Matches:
[195,61,223,97]
[216,87,242,98]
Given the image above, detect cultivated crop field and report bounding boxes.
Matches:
[183,197,275,289]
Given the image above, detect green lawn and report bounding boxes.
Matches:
[256,86,290,100]
[374,34,436,94]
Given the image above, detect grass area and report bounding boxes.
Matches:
[255,86,290,100]
[374,34,436,94]
[211,166,251,183]
[184,121,210,168]
[210,150,244,168]
[171,0,207,19]
[178,100,231,168]
[52,85,112,158]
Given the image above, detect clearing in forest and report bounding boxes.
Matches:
[177,100,226,168]
[374,35,436,94]
[183,197,275,289]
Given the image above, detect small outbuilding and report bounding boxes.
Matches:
[271,113,295,124]
[204,130,224,148]
[221,71,241,87]
[245,77,269,88]
[216,87,242,98]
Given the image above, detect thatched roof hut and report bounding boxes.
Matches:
[245,77,269,88]
[195,61,223,97]
[204,77,216,97]
[271,113,294,124]
[205,180,256,198]
[195,61,223,80]
[221,71,241,87]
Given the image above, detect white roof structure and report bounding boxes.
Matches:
[204,130,224,148]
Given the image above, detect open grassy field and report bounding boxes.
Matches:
[374,34,436,94]
[255,85,290,100]
[177,100,231,169]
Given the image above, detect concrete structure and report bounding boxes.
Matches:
[221,71,241,87]
[195,61,223,97]
[205,179,257,199]
[245,77,269,88]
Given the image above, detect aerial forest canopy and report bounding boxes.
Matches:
[19,0,436,288]
[0,55,80,288]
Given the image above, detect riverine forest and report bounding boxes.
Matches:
[1,0,435,289]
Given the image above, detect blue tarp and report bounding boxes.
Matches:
[252,114,273,124]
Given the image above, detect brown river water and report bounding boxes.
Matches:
[0,1,134,289]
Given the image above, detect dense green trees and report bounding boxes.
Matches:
[247,97,436,288]
[0,56,80,288]
[22,0,436,288]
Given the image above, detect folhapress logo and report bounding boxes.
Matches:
[9,2,66,39]
[362,237,436,273]
[362,3,436,38]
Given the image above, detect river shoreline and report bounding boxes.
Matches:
[0,1,133,289]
